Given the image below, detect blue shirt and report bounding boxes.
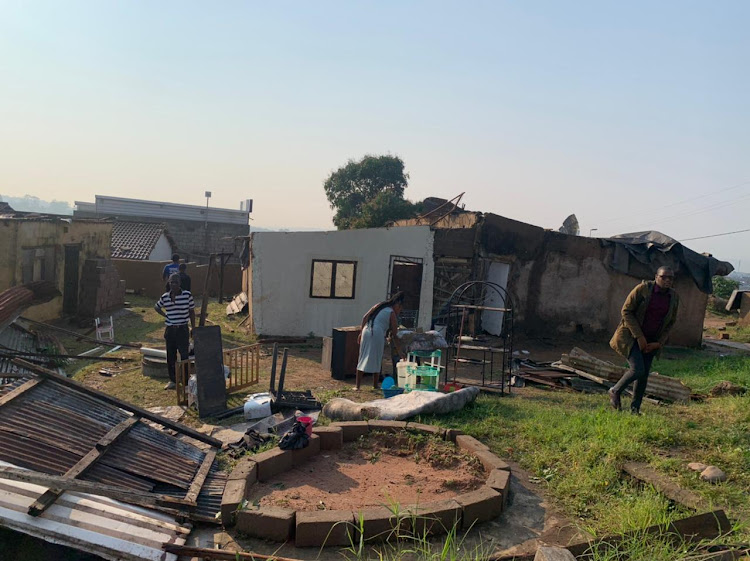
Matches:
[162,262,180,280]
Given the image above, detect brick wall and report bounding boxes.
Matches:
[78,259,127,318]
[113,259,242,299]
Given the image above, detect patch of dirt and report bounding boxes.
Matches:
[248,431,485,511]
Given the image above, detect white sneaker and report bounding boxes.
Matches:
[164,382,176,390]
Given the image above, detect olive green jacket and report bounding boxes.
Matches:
[609,281,679,358]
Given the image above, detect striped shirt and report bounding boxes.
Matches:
[157,290,195,326]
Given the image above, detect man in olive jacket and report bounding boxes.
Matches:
[609,266,679,414]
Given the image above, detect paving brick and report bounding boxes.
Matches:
[368,420,408,433]
[228,456,257,484]
[295,510,356,547]
[355,507,410,542]
[405,500,462,536]
[236,507,295,542]
[291,434,321,466]
[486,468,511,508]
[473,449,511,473]
[455,486,503,529]
[253,447,293,481]
[220,479,247,526]
[455,435,490,454]
[331,421,369,442]
[312,426,343,450]
[405,422,446,439]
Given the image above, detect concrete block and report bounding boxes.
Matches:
[368,420,408,433]
[253,447,293,481]
[405,422,446,438]
[474,449,511,473]
[291,434,321,466]
[295,509,356,547]
[534,546,576,561]
[486,468,511,508]
[405,499,462,536]
[456,486,503,529]
[455,435,490,454]
[331,421,369,442]
[355,507,410,542]
[220,479,247,526]
[228,456,257,484]
[236,507,295,542]
[312,426,343,450]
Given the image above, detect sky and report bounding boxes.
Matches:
[1,1,748,267]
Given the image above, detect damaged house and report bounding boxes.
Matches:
[245,199,731,348]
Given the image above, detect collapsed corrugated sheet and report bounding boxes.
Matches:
[0,460,190,561]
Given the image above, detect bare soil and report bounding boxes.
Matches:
[248,431,485,511]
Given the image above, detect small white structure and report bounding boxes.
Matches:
[110,221,175,261]
[247,226,435,337]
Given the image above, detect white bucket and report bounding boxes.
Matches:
[243,392,273,420]
[396,361,417,389]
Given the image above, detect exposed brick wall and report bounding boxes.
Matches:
[77,259,126,318]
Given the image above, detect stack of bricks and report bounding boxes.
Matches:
[77,259,127,318]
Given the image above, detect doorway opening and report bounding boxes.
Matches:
[388,256,423,328]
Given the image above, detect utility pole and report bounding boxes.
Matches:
[589,228,598,237]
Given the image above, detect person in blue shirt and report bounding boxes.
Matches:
[162,254,181,284]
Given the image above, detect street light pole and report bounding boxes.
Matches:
[589,228,598,237]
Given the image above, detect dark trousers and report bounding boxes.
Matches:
[164,325,190,383]
[611,343,655,412]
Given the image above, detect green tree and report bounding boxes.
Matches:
[713,275,739,299]
[323,154,418,229]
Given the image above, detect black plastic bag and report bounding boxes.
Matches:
[278,421,309,450]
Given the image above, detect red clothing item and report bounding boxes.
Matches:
[641,285,671,341]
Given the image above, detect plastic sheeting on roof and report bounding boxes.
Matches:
[603,231,734,294]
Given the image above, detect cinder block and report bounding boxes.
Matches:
[405,422,446,439]
[291,434,321,466]
[405,500,462,536]
[295,509,356,547]
[355,507,410,542]
[455,486,503,529]
[473,449,511,473]
[331,421,369,442]
[445,428,464,442]
[486,468,511,508]
[368,420,408,433]
[220,479,247,526]
[236,507,295,542]
[455,435,490,454]
[228,457,257,484]
[312,426,343,450]
[253,447,293,481]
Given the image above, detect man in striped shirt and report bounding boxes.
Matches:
[154,273,196,390]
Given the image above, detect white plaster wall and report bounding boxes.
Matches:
[251,226,435,337]
[149,234,174,261]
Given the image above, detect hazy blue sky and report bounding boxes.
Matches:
[1,2,748,266]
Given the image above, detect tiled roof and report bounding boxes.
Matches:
[111,221,168,260]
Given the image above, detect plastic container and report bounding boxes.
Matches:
[406,365,440,391]
[296,415,314,436]
[243,392,272,420]
[396,360,418,389]
[383,387,405,399]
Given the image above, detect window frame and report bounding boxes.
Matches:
[309,259,357,300]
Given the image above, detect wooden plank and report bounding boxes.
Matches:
[0,466,193,509]
[199,253,216,327]
[622,462,710,511]
[183,449,216,504]
[0,378,43,408]
[11,358,222,448]
[163,544,303,561]
[566,510,732,558]
[28,416,141,516]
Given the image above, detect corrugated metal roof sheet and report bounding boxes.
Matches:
[0,460,190,561]
[111,221,170,260]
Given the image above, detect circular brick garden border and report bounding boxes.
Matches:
[221,420,511,548]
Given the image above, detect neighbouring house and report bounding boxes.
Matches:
[392,198,733,348]
[0,215,125,321]
[243,226,435,337]
[110,221,176,261]
[725,289,750,325]
[75,195,250,262]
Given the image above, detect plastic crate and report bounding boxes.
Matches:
[405,365,440,391]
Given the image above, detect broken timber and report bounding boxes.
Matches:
[560,347,691,403]
[12,358,221,447]
[27,416,141,516]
